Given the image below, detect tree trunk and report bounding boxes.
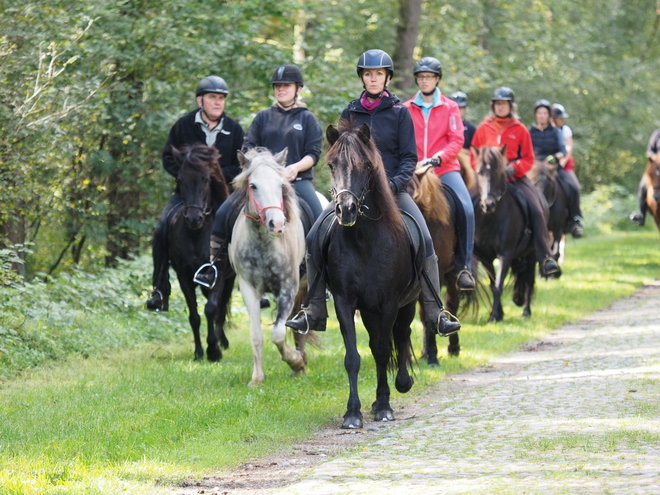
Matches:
[393,0,423,94]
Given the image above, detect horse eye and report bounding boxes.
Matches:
[249,183,257,190]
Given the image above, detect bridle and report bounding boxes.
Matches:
[179,159,213,217]
[330,162,381,221]
[478,160,508,205]
[243,180,285,226]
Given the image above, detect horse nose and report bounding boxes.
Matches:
[186,211,204,230]
[336,201,357,226]
[268,216,286,236]
[481,198,496,214]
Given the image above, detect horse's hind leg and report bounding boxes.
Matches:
[521,254,536,318]
[392,303,415,394]
[444,282,461,357]
[178,277,203,360]
[273,286,305,375]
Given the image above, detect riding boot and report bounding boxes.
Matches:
[421,255,461,337]
[286,252,328,332]
[453,250,475,291]
[540,256,561,278]
[193,234,228,289]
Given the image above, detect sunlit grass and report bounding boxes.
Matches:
[0,228,659,494]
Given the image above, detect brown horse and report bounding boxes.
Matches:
[528,159,569,261]
[408,165,476,364]
[641,156,660,234]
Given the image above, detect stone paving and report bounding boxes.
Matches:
[269,282,660,494]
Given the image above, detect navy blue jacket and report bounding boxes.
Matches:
[529,124,566,161]
[162,109,244,185]
[463,119,477,149]
[340,92,418,194]
[244,105,322,181]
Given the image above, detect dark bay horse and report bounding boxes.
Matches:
[640,155,660,234]
[528,159,568,261]
[168,144,232,361]
[472,146,536,322]
[408,165,477,364]
[325,121,418,429]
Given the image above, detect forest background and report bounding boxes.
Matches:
[1,0,659,278]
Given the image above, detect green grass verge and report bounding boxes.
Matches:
[0,226,659,494]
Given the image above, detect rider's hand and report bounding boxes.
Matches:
[506,164,516,178]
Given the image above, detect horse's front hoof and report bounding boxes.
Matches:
[291,365,306,377]
[341,414,363,429]
[206,345,222,362]
[374,409,395,422]
[447,343,461,357]
[194,349,204,361]
[426,355,440,367]
[522,308,531,318]
[395,375,414,393]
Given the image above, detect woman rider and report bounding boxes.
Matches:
[470,87,561,278]
[194,64,323,289]
[529,99,583,238]
[403,56,476,291]
[286,49,461,337]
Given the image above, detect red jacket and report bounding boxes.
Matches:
[404,91,464,177]
[470,116,535,181]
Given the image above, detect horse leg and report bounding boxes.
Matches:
[490,255,512,323]
[444,280,461,357]
[522,253,536,318]
[392,302,415,394]
[291,288,310,366]
[418,300,438,366]
[272,285,305,375]
[335,296,362,429]
[203,277,231,362]
[213,274,235,351]
[178,276,203,361]
[361,309,397,422]
[237,278,265,386]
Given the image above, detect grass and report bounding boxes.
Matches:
[0,223,659,494]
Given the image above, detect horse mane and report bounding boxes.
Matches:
[528,158,558,183]
[327,120,405,235]
[176,143,230,208]
[233,147,301,225]
[408,166,450,225]
[644,156,660,190]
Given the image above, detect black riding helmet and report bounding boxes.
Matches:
[534,98,552,114]
[413,57,442,79]
[356,49,394,79]
[552,103,569,119]
[450,91,468,107]
[196,76,229,97]
[270,64,304,87]
[492,86,514,101]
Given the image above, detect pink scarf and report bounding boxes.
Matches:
[360,91,389,113]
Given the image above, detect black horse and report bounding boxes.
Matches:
[528,159,568,261]
[167,144,233,361]
[324,121,417,429]
[472,146,536,322]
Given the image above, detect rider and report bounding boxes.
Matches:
[403,57,476,291]
[529,99,583,238]
[194,64,324,290]
[449,90,477,150]
[146,75,244,311]
[470,87,561,278]
[630,128,660,226]
[286,49,461,337]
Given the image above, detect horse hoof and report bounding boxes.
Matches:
[291,366,306,377]
[341,416,363,429]
[375,409,395,422]
[194,352,204,362]
[395,375,414,394]
[426,356,440,367]
[206,345,222,362]
[447,344,461,357]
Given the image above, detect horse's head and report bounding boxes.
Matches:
[529,158,558,206]
[473,145,508,214]
[645,156,660,204]
[326,121,399,229]
[235,148,289,236]
[172,144,225,230]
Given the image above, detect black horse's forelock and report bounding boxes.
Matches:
[176,143,229,209]
[326,122,404,236]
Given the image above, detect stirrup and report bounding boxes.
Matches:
[456,269,476,291]
[541,257,560,277]
[286,310,310,335]
[193,262,218,289]
[146,289,165,311]
[437,309,461,336]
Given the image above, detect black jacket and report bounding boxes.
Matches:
[528,124,566,161]
[243,105,323,181]
[463,119,477,150]
[162,109,244,185]
[340,92,418,194]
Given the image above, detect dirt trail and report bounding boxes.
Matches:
[166,282,660,495]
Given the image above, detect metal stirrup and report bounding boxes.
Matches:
[193,263,218,289]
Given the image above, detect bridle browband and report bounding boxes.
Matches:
[243,180,285,226]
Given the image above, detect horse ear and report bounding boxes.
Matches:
[415,164,434,176]
[237,150,248,169]
[357,123,371,145]
[273,148,288,167]
[326,125,339,147]
[499,144,507,156]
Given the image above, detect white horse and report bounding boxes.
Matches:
[230,147,308,386]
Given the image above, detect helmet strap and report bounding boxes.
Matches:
[422,89,435,97]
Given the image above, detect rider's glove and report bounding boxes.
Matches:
[424,157,441,168]
[505,164,516,178]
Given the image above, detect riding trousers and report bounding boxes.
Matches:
[306,190,435,259]
[441,171,475,270]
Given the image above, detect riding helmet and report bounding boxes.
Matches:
[413,57,442,78]
[196,76,229,97]
[449,91,468,108]
[491,86,515,101]
[356,49,394,78]
[533,99,552,114]
[270,64,304,87]
[552,103,569,119]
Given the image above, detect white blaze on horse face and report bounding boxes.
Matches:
[333,164,361,226]
[249,159,287,235]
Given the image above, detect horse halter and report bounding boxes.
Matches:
[243,181,285,226]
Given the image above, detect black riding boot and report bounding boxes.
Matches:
[285,252,328,332]
[193,234,228,289]
[421,255,461,336]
